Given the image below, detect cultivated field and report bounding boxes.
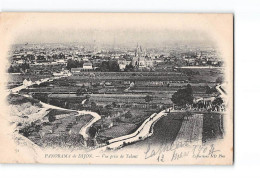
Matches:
[8,68,225,149]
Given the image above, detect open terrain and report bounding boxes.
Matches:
[7,68,225,149]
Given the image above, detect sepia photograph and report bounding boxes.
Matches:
[0,12,233,165]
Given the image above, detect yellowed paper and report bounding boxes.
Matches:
[0,13,233,164]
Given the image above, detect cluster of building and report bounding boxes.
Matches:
[8,42,223,75]
[182,50,223,66]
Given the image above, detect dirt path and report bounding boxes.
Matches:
[10,76,102,142]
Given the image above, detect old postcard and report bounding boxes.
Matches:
[0,13,233,165]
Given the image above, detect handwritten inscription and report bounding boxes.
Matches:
[144,139,225,162]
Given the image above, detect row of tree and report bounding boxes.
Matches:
[98,61,120,72]
[124,64,135,72]
[171,84,224,109]
[8,63,30,73]
[66,59,122,72]
[66,59,84,71]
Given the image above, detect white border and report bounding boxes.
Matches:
[1,0,260,179]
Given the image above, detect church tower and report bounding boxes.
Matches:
[132,43,140,66]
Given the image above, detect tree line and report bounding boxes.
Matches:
[8,63,30,73]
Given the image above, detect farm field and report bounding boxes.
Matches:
[95,109,155,143]
[202,113,224,143]
[8,68,225,149]
[122,112,184,150]
[27,113,93,149]
[8,94,93,149]
[120,111,225,150]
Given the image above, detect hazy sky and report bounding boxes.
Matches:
[15,29,214,48]
[10,13,220,47]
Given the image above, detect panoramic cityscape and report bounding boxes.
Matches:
[6,39,227,152]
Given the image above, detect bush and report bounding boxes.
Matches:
[171,84,193,106]
[216,77,224,84]
[125,111,132,119]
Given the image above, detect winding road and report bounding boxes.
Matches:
[9,76,177,150]
[9,76,226,150]
[98,107,173,150]
[8,75,102,141]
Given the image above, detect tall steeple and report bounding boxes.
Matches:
[135,43,143,57]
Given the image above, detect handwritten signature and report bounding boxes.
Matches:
[144,139,222,162]
[144,139,190,162]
